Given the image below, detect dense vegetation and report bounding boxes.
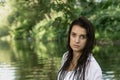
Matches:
[0,0,120,41]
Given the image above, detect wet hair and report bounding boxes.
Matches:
[58,16,95,80]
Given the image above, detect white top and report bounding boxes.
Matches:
[64,71,75,80]
[57,52,103,80]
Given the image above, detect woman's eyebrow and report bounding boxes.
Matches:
[71,32,76,34]
[80,34,86,36]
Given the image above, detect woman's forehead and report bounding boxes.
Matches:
[71,25,87,34]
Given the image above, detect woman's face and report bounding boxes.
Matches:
[70,25,87,53]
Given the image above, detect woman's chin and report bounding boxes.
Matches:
[72,49,81,52]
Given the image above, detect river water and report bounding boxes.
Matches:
[0,40,120,80]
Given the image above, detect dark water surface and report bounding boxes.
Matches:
[0,40,120,80]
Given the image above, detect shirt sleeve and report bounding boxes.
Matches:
[85,55,103,80]
[93,68,102,80]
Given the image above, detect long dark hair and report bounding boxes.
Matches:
[58,16,95,80]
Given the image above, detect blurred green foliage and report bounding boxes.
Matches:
[0,0,120,41]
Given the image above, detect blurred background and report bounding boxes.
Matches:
[0,0,120,80]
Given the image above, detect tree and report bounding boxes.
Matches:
[1,0,119,40]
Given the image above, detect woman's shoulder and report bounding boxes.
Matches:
[61,51,69,66]
[88,54,101,70]
[63,51,69,58]
[86,54,102,80]
[62,51,69,61]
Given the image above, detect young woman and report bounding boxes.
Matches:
[57,16,102,80]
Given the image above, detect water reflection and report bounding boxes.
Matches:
[0,40,65,80]
[0,40,120,80]
[0,64,16,80]
[94,44,120,80]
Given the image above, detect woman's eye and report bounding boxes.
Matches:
[80,35,87,39]
[71,33,76,37]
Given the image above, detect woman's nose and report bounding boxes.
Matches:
[75,37,80,43]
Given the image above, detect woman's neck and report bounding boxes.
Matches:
[72,51,82,62]
[68,51,82,71]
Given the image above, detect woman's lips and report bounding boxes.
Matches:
[73,45,80,48]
